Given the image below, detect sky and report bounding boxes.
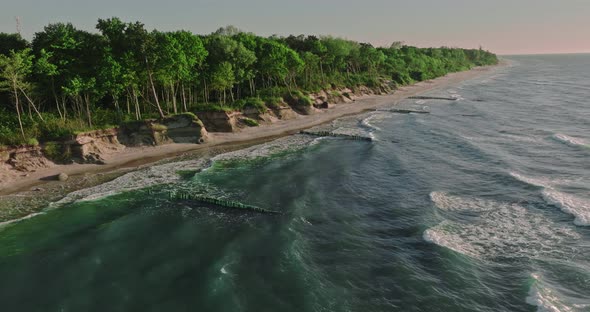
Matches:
[0,0,589,55]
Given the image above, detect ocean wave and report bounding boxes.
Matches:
[510,172,590,226]
[331,126,374,140]
[552,134,590,148]
[424,195,581,260]
[359,113,383,131]
[212,135,318,163]
[499,133,542,144]
[526,273,589,312]
[510,172,552,188]
[0,212,46,228]
[542,189,590,226]
[56,135,320,205]
[429,191,499,212]
[55,158,210,205]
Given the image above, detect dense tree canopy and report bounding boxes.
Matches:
[0,19,498,146]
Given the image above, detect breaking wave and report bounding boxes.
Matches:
[54,158,210,205]
[56,135,319,205]
[552,134,590,148]
[424,193,580,260]
[510,172,590,227]
[542,189,590,226]
[526,273,589,312]
[429,191,498,213]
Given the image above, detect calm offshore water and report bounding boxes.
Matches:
[0,55,589,311]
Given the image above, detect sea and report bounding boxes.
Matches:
[0,54,589,312]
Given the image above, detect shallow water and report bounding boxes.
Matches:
[1,55,589,311]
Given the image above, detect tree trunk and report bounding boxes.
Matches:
[84,93,92,128]
[181,83,187,112]
[171,84,178,114]
[132,87,141,120]
[13,84,25,141]
[146,57,165,118]
[18,87,44,122]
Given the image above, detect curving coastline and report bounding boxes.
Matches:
[0,63,504,211]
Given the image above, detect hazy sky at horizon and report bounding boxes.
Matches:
[0,0,588,55]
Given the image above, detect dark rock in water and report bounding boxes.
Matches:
[300,130,373,142]
[408,96,458,101]
[389,109,430,114]
[32,187,44,192]
[57,173,69,182]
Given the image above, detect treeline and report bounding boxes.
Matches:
[0,18,498,146]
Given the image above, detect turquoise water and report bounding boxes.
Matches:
[1,55,589,311]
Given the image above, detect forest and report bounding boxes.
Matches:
[0,18,498,146]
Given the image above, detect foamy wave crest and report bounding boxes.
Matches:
[55,158,209,205]
[526,273,588,312]
[499,133,542,143]
[359,113,385,131]
[56,136,320,205]
[430,191,499,212]
[510,172,590,226]
[543,189,590,226]
[510,172,552,188]
[552,134,590,148]
[212,135,319,163]
[424,196,580,260]
[0,212,46,228]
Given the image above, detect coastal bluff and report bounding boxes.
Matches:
[0,82,394,178]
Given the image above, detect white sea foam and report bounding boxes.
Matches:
[542,189,590,226]
[360,113,382,131]
[510,172,552,188]
[510,172,590,227]
[212,135,317,163]
[415,100,426,105]
[55,158,210,205]
[552,134,590,148]
[499,133,542,144]
[429,191,499,213]
[0,212,46,228]
[526,273,589,312]
[56,135,320,205]
[425,195,580,260]
[450,94,463,100]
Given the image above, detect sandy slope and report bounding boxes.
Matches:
[0,64,501,196]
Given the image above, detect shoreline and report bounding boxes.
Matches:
[0,63,503,199]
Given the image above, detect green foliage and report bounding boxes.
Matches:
[43,141,71,163]
[0,18,498,147]
[193,103,233,112]
[151,124,168,131]
[285,90,313,107]
[26,138,39,146]
[174,112,199,120]
[263,96,284,108]
[37,115,85,141]
[233,97,267,112]
[242,117,259,127]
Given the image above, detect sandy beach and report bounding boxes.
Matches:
[0,64,501,198]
